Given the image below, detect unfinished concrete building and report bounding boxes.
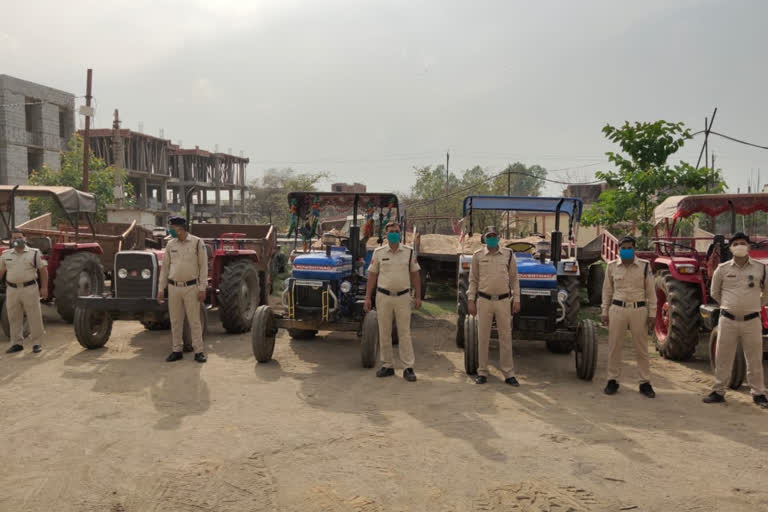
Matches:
[0,74,75,223]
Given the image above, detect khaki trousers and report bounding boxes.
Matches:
[477,297,514,378]
[168,285,204,353]
[713,316,766,396]
[607,305,651,384]
[377,293,415,368]
[6,285,44,346]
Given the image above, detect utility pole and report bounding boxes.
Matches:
[506,167,511,239]
[112,109,124,207]
[704,116,709,169]
[81,69,93,192]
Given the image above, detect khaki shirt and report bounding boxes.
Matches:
[711,258,768,316]
[0,246,46,285]
[368,243,420,292]
[467,247,521,303]
[158,234,208,292]
[601,258,656,318]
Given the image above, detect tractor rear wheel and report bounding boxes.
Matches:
[361,310,380,368]
[1,300,29,340]
[654,271,700,361]
[456,274,469,348]
[559,276,581,330]
[74,306,113,349]
[587,264,605,306]
[252,305,276,363]
[708,327,746,390]
[54,252,105,323]
[464,315,479,375]
[219,259,260,333]
[575,319,597,381]
[419,267,427,300]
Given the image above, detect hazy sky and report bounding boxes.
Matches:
[2,0,766,197]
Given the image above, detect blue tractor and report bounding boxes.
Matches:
[457,196,597,380]
[252,192,400,368]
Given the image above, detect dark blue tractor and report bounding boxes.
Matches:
[456,196,597,380]
[251,192,400,368]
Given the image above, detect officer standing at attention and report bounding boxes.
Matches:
[467,226,521,385]
[703,232,768,409]
[157,217,208,363]
[0,229,48,354]
[601,235,657,398]
[364,221,422,382]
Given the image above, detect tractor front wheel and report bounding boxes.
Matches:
[575,319,597,381]
[252,305,276,363]
[456,274,469,348]
[361,310,380,368]
[54,252,105,323]
[219,259,260,333]
[708,327,746,390]
[74,306,113,349]
[654,272,700,361]
[464,315,479,375]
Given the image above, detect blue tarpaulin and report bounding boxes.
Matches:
[462,196,583,221]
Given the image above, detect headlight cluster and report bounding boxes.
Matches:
[117,268,128,279]
[117,268,152,279]
[340,281,352,294]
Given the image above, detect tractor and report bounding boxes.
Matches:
[251,192,400,368]
[457,196,597,381]
[0,185,106,332]
[72,189,277,349]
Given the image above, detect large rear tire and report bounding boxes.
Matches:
[575,319,597,381]
[219,259,260,333]
[587,264,605,306]
[708,327,746,390]
[54,252,105,323]
[559,276,581,329]
[361,310,380,368]
[251,305,276,363]
[74,306,113,349]
[1,300,30,340]
[456,274,468,348]
[654,271,700,361]
[464,315,479,375]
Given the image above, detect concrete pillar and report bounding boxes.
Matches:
[161,180,168,209]
[141,178,148,209]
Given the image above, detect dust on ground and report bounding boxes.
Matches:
[1,305,767,512]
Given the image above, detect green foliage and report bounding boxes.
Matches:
[28,134,134,224]
[582,120,726,244]
[247,168,329,230]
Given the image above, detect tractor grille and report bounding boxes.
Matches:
[115,252,157,298]
[293,280,325,308]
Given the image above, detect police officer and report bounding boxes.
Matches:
[0,229,48,354]
[364,221,422,382]
[703,232,768,409]
[157,217,208,363]
[601,235,657,398]
[467,226,521,385]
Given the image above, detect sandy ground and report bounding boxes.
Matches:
[1,304,767,512]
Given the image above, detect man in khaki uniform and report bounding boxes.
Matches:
[157,217,208,363]
[467,226,521,385]
[601,235,657,398]
[703,232,768,409]
[0,229,48,354]
[364,221,422,382]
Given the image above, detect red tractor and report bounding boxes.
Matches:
[599,193,768,375]
[0,185,106,333]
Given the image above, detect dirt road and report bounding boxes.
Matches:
[1,305,767,512]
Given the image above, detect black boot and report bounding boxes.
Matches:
[639,382,656,398]
[376,367,395,378]
[32,345,42,353]
[194,352,207,363]
[604,379,619,395]
[753,394,768,409]
[505,376,520,387]
[166,351,183,362]
[474,375,487,384]
[403,368,417,382]
[6,344,23,353]
[702,391,725,404]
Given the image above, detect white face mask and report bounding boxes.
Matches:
[731,245,749,258]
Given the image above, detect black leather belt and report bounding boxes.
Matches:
[377,287,409,297]
[722,310,760,322]
[612,300,646,308]
[478,292,511,301]
[170,279,198,287]
[7,280,37,288]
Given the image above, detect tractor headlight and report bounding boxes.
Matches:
[117,268,128,279]
[340,280,352,294]
[676,264,697,274]
[141,268,152,279]
[563,261,578,273]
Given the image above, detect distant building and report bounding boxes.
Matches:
[331,182,366,193]
[0,74,75,223]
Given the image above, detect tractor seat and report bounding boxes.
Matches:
[26,236,52,256]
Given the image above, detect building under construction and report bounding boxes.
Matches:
[84,113,248,226]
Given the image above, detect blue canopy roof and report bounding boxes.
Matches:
[462,196,583,221]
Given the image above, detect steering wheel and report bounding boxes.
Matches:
[506,242,536,253]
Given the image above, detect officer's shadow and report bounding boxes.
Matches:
[62,328,210,431]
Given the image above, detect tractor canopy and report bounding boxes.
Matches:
[654,193,768,226]
[0,185,97,214]
[462,196,583,221]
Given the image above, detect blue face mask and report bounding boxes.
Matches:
[620,248,634,260]
[387,232,401,244]
[169,228,178,238]
[485,236,499,249]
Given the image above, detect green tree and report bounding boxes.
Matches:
[582,120,725,244]
[247,168,329,230]
[28,134,134,223]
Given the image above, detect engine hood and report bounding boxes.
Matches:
[515,253,558,289]
[292,247,353,280]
